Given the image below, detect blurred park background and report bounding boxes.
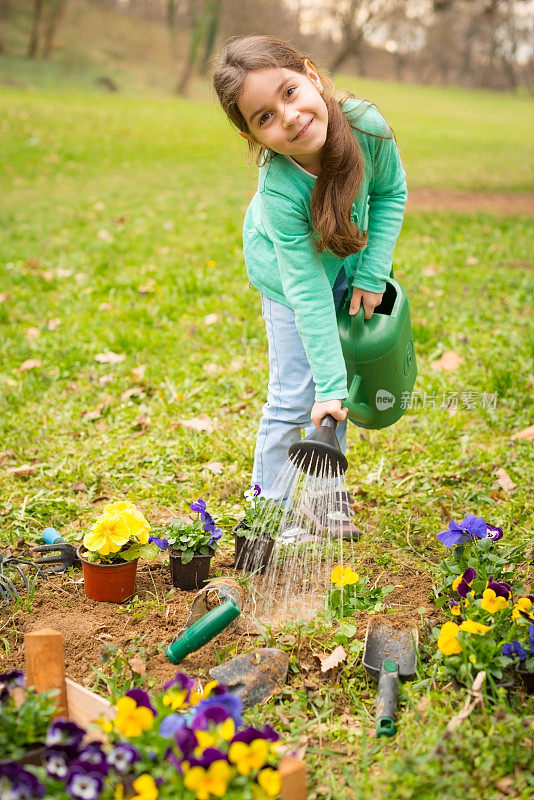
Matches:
[0,0,533,95]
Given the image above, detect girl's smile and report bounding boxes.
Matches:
[237,65,329,174]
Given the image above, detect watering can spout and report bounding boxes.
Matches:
[288,414,348,477]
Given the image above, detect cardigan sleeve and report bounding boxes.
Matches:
[259,188,348,402]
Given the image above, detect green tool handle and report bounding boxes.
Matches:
[165,600,240,665]
[376,660,399,738]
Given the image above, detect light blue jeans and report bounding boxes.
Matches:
[252,270,348,500]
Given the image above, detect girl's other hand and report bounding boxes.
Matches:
[349,287,383,319]
[311,399,348,429]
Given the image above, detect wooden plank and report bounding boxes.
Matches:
[24,628,67,716]
[280,755,307,800]
[65,678,115,729]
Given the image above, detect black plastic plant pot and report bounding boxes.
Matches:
[0,745,46,767]
[516,666,534,695]
[169,551,212,590]
[233,524,275,575]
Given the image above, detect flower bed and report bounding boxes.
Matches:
[432,514,533,690]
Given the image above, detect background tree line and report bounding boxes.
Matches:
[1,0,532,91]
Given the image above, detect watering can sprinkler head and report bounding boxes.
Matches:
[288,414,348,477]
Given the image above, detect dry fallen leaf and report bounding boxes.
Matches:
[99,302,114,311]
[94,351,125,365]
[203,363,221,375]
[132,413,150,431]
[0,292,10,303]
[25,327,40,339]
[493,467,516,493]
[178,414,214,434]
[56,268,73,279]
[46,318,61,331]
[203,461,225,474]
[138,280,156,294]
[314,645,347,673]
[121,387,143,402]
[430,350,464,371]
[131,364,146,381]
[97,229,113,242]
[70,482,88,493]
[18,359,42,372]
[510,424,534,441]
[82,395,114,421]
[7,464,37,477]
[128,657,146,676]
[204,313,219,326]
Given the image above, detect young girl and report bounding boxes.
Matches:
[213,36,406,526]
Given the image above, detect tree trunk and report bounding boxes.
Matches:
[329,33,363,74]
[42,0,69,59]
[200,0,222,77]
[175,0,206,95]
[28,0,44,58]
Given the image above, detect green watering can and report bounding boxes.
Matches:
[288,278,417,476]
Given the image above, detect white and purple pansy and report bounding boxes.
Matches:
[45,719,85,756]
[45,748,69,779]
[65,766,103,800]
[244,485,261,503]
[107,744,139,774]
[0,762,46,799]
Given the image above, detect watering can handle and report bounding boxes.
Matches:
[43,528,64,545]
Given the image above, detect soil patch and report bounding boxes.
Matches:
[407,188,534,215]
[0,546,435,696]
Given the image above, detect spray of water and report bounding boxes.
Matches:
[233,456,358,625]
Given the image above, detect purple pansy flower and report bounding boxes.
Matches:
[163,672,196,695]
[191,704,231,731]
[195,693,243,728]
[159,713,188,739]
[437,514,488,548]
[185,747,228,769]
[0,762,46,799]
[230,724,279,745]
[66,766,103,800]
[45,748,69,779]
[166,726,198,767]
[487,576,512,599]
[455,568,477,598]
[502,641,528,661]
[529,625,534,652]
[208,528,223,546]
[190,499,207,514]
[125,688,157,715]
[486,523,503,541]
[0,670,26,689]
[149,536,169,551]
[46,718,85,757]
[107,744,139,775]
[76,744,108,774]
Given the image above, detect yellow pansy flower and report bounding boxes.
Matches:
[480,588,508,614]
[460,619,491,635]
[512,597,533,621]
[257,767,282,798]
[114,697,154,737]
[452,575,462,591]
[103,500,137,514]
[162,689,188,711]
[469,655,477,664]
[131,774,158,800]
[194,718,235,754]
[190,680,218,706]
[183,761,233,800]
[330,565,360,588]
[228,739,270,775]
[83,512,131,555]
[121,507,150,543]
[437,621,461,656]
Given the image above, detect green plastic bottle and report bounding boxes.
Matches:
[165,600,241,665]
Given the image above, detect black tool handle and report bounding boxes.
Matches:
[320,414,338,430]
[376,660,399,738]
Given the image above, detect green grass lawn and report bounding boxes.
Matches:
[1,86,533,799]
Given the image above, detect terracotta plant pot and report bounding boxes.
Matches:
[77,546,138,603]
[234,524,275,574]
[169,551,211,590]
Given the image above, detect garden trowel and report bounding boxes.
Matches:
[209,648,289,709]
[363,622,418,738]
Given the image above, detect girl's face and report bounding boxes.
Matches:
[237,63,328,170]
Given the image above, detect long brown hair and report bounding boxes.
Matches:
[213,36,382,258]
